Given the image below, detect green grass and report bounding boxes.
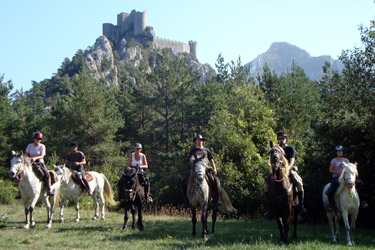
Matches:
[1,202,375,249]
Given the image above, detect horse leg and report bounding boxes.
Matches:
[92,193,99,220]
[350,211,358,246]
[201,204,208,240]
[342,210,353,246]
[334,214,340,242]
[24,206,30,229]
[282,215,290,245]
[29,195,39,228]
[74,197,80,222]
[211,209,217,236]
[44,195,52,229]
[292,207,298,239]
[191,207,197,237]
[98,189,106,220]
[137,203,144,231]
[122,207,129,231]
[59,197,66,223]
[276,217,284,242]
[131,206,136,230]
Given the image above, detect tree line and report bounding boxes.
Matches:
[1,21,375,226]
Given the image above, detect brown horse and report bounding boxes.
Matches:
[267,141,299,244]
[118,168,145,231]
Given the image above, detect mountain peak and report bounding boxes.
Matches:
[246,42,343,81]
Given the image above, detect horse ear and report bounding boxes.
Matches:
[11,150,16,156]
[270,141,274,148]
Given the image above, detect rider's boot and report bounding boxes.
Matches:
[327,192,335,211]
[83,178,92,196]
[298,191,307,214]
[145,180,153,203]
[211,176,222,209]
[44,174,52,196]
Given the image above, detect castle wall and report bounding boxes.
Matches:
[103,23,114,39]
[154,37,190,54]
[189,41,197,58]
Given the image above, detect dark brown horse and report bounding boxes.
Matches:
[268,141,299,244]
[118,168,145,231]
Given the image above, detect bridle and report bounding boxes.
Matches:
[123,171,138,202]
[10,154,27,180]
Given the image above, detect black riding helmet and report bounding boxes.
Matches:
[277,132,287,139]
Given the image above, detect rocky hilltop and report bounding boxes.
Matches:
[82,10,214,86]
[246,42,344,81]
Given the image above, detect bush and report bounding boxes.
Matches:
[0,179,18,204]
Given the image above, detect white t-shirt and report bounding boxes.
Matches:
[25,143,46,163]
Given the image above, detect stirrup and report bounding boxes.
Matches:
[147,196,153,203]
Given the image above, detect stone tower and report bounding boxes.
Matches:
[134,11,147,36]
[189,41,198,58]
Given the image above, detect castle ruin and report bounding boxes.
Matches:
[103,10,197,58]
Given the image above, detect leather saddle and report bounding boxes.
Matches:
[71,172,94,190]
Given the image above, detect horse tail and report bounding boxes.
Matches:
[101,174,116,205]
[218,186,237,215]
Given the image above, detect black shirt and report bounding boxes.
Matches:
[283,145,296,164]
[188,147,213,162]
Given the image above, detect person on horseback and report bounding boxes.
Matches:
[264,132,307,215]
[183,134,221,209]
[25,132,52,196]
[65,142,92,195]
[276,132,307,214]
[124,143,152,202]
[325,145,350,211]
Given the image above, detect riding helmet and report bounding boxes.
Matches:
[33,132,43,139]
[276,132,287,139]
[134,143,142,149]
[335,145,344,151]
[193,134,206,142]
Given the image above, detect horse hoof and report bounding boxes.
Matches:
[203,235,208,242]
[75,219,80,222]
[24,224,30,229]
[210,232,215,237]
[46,224,52,229]
[101,216,105,220]
[59,218,63,223]
[92,216,97,220]
[31,222,36,227]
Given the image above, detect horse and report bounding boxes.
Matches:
[187,156,237,240]
[118,168,145,231]
[58,165,116,222]
[267,141,299,244]
[8,151,63,229]
[322,162,360,246]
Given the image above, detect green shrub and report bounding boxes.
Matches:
[0,179,18,204]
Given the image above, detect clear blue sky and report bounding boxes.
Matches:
[1,0,374,92]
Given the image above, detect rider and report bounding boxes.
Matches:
[325,145,349,211]
[277,132,307,214]
[25,132,52,196]
[183,134,221,208]
[65,142,92,195]
[264,132,307,215]
[125,143,152,202]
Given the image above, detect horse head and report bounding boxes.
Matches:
[9,151,29,179]
[120,168,139,202]
[53,164,65,181]
[340,162,358,188]
[192,157,208,184]
[269,141,288,176]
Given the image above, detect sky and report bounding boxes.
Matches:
[1,0,374,92]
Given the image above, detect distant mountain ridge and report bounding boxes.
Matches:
[245,42,344,81]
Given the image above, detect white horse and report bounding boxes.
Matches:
[58,165,116,222]
[322,162,360,246]
[9,151,63,229]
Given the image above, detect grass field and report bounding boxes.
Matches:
[1,202,375,249]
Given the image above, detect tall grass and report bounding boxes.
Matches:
[1,203,375,249]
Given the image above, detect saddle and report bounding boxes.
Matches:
[71,172,94,184]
